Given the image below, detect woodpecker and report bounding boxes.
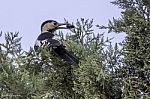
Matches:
[34,20,79,65]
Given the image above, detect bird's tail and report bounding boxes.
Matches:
[62,50,79,65]
[54,47,79,65]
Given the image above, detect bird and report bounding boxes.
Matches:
[34,20,79,65]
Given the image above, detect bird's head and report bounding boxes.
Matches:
[41,20,74,33]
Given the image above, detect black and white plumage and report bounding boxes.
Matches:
[34,20,79,65]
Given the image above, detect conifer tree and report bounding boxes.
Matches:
[99,0,150,98]
[0,19,122,99]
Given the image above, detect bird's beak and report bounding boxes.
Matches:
[57,23,75,29]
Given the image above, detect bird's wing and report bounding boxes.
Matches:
[34,32,79,65]
[34,32,62,50]
[54,46,79,65]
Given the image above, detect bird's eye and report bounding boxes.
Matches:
[53,22,57,25]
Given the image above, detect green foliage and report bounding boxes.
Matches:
[98,0,150,98]
[1,0,150,98]
[0,19,122,99]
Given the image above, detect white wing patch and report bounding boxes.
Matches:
[53,35,63,45]
[35,39,51,48]
[35,34,64,50]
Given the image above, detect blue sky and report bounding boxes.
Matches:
[0,0,124,50]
